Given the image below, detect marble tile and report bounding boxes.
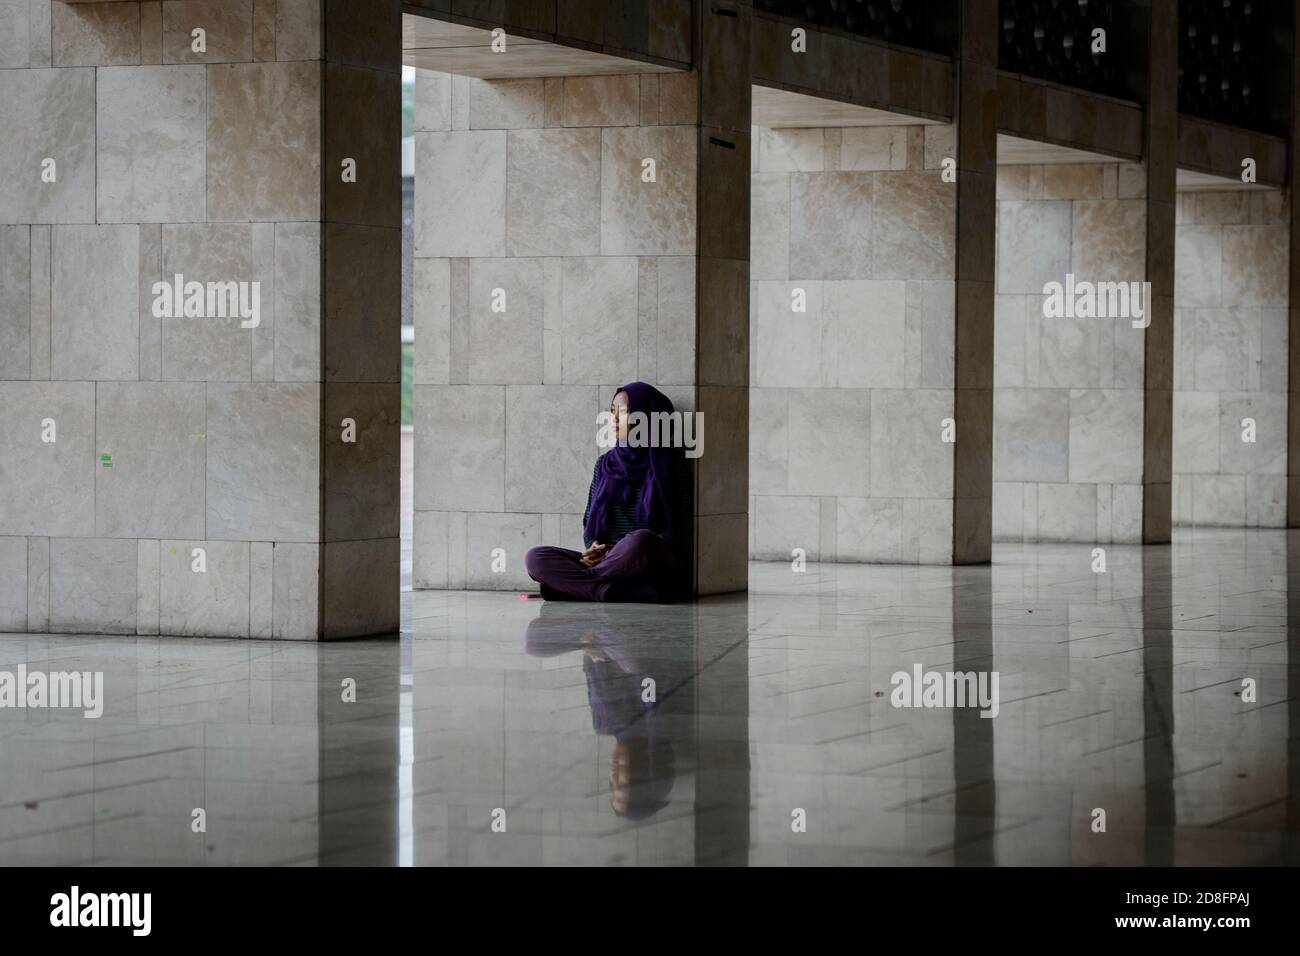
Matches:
[826,280,906,388]
[997,201,1070,294]
[1190,474,1246,526]
[1174,225,1223,307]
[753,495,820,561]
[1191,308,1257,392]
[206,383,320,542]
[562,74,639,127]
[51,224,139,380]
[840,127,908,171]
[994,295,1027,388]
[249,541,272,638]
[96,65,206,223]
[994,387,1069,483]
[1042,164,1104,200]
[464,258,544,384]
[654,256,696,387]
[924,124,956,170]
[756,127,824,173]
[919,280,956,388]
[870,171,955,280]
[1109,483,1143,542]
[0,382,95,537]
[1221,225,1288,307]
[1067,388,1144,484]
[273,541,319,640]
[0,0,30,68]
[136,538,159,635]
[1070,200,1146,283]
[1217,392,1286,476]
[0,536,26,630]
[95,382,206,539]
[1035,305,1106,389]
[159,223,255,382]
[560,257,638,385]
[992,481,1023,540]
[789,172,872,279]
[416,130,505,257]
[1033,481,1097,541]
[159,540,251,637]
[52,0,139,65]
[416,68,452,131]
[1117,163,1145,199]
[600,126,696,256]
[276,0,320,60]
[787,388,869,498]
[753,280,824,389]
[49,538,137,634]
[503,385,598,515]
[902,497,952,564]
[467,77,545,128]
[162,0,253,63]
[750,172,790,281]
[207,62,320,222]
[869,388,953,499]
[657,72,697,125]
[8,520,1300,863]
[0,68,96,223]
[465,512,540,590]
[0,226,29,379]
[26,536,49,632]
[413,384,504,513]
[1193,192,1249,225]
[837,496,903,562]
[506,128,600,257]
[748,387,788,496]
[1245,475,1286,527]
[1172,390,1220,475]
[274,222,321,382]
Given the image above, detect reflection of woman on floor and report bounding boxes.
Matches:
[525,603,676,820]
[525,382,686,603]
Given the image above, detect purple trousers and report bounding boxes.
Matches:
[524,529,675,602]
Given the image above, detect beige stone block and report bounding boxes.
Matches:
[207,61,320,221]
[600,126,697,256]
[163,0,253,62]
[562,74,639,127]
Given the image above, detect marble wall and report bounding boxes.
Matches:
[0,1,401,639]
[747,123,959,563]
[1173,189,1290,526]
[993,163,1149,543]
[411,69,713,591]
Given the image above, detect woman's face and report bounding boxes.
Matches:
[611,391,630,441]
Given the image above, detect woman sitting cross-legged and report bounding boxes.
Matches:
[524,382,687,603]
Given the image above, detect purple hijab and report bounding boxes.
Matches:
[584,382,678,544]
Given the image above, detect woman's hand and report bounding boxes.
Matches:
[581,542,610,567]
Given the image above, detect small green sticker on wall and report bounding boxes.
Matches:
[100,453,112,469]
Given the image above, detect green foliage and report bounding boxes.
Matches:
[401,343,414,426]
[402,80,416,139]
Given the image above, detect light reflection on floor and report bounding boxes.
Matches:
[1,529,1297,865]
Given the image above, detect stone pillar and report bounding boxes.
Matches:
[0,0,401,640]
[952,0,998,563]
[1289,0,1300,526]
[692,0,751,593]
[1142,1,1178,542]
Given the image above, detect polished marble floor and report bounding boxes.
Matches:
[1,528,1297,865]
